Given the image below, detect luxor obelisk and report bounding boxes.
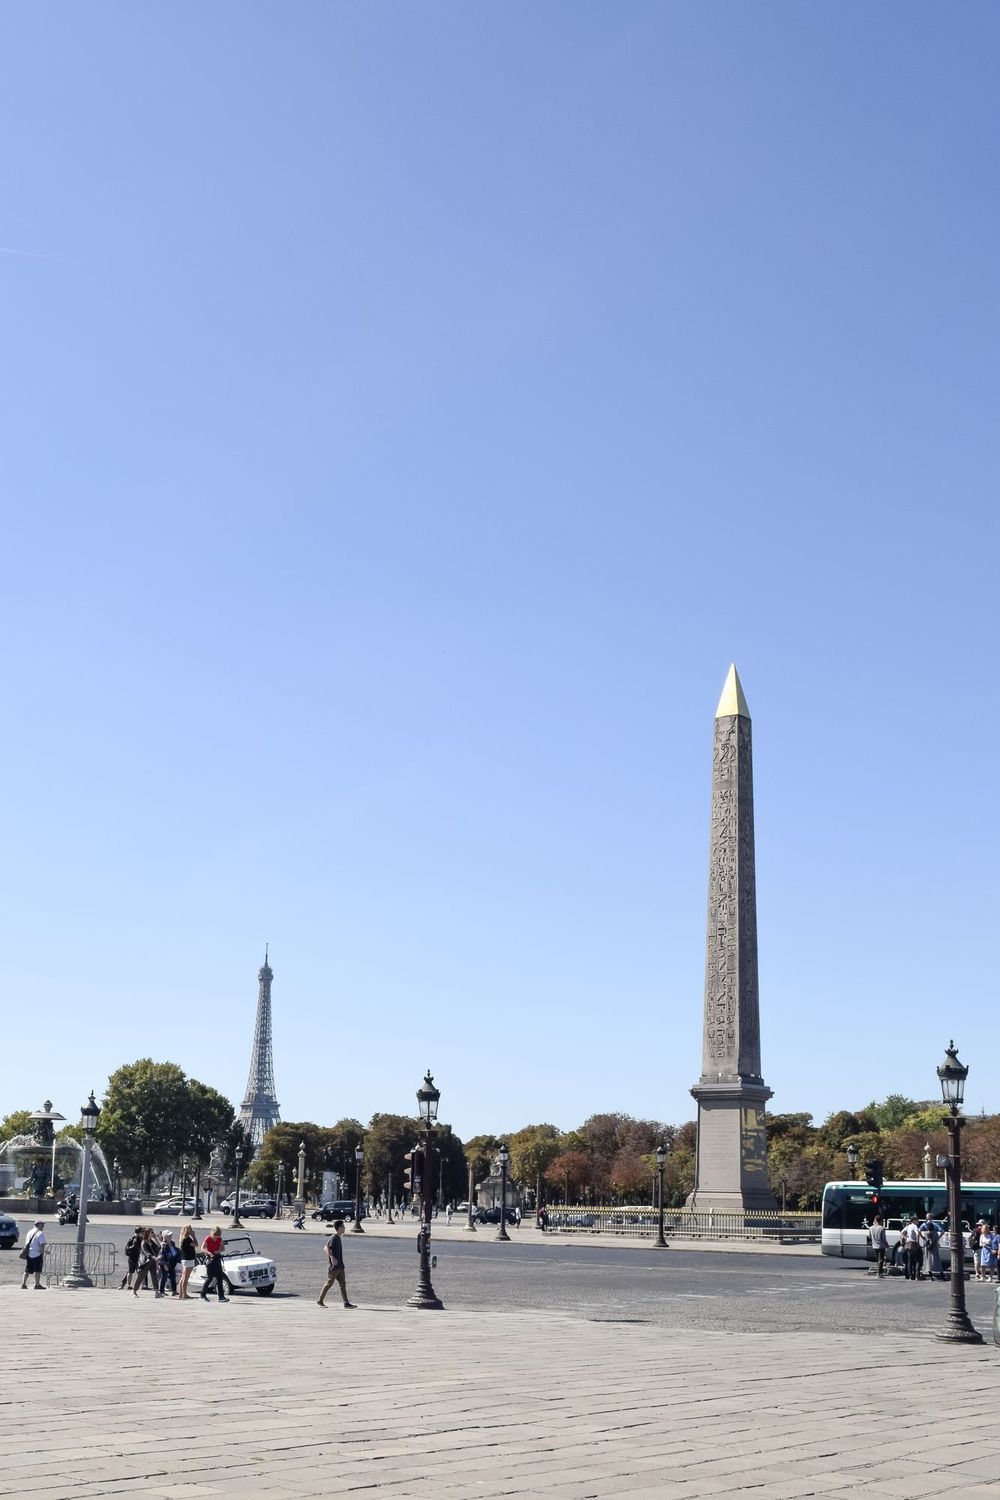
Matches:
[687,665,776,1211]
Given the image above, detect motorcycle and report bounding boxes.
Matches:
[57,1198,79,1225]
[290,1211,306,1230]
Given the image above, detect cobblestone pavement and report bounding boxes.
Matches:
[3,1284,1000,1499]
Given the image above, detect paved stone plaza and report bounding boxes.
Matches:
[4,1284,1000,1499]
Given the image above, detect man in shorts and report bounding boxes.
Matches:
[318,1220,356,1308]
[21,1221,47,1289]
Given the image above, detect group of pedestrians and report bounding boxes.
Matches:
[120,1224,229,1301]
[868,1213,947,1280]
[970,1221,1000,1280]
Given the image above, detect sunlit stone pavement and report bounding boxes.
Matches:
[3,1285,1000,1499]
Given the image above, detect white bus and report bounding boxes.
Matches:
[821,1179,1000,1262]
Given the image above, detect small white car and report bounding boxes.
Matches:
[188,1234,278,1297]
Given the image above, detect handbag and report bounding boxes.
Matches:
[18,1247,28,1260]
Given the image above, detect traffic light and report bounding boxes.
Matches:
[402,1151,416,1194]
[864,1159,884,1190]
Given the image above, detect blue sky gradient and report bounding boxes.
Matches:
[2,4,998,1138]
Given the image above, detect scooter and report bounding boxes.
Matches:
[57,1198,79,1225]
[291,1210,306,1230]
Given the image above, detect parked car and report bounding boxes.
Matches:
[187,1234,277,1296]
[476,1207,517,1226]
[152,1196,203,1216]
[0,1214,19,1250]
[312,1200,363,1222]
[219,1194,276,1217]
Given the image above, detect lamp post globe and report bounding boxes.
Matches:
[496,1143,511,1242]
[934,1042,982,1345]
[232,1146,244,1229]
[63,1092,101,1289]
[654,1143,669,1250]
[351,1143,366,1233]
[407,1071,443,1309]
[845,1143,858,1180]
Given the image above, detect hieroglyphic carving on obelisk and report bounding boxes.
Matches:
[687,666,776,1211]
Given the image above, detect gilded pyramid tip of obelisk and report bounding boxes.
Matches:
[715,663,750,719]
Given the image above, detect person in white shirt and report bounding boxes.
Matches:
[21,1221,47,1289]
[903,1216,922,1281]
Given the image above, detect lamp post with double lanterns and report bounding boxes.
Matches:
[496,1144,511,1242]
[295,1142,306,1219]
[654,1143,669,1249]
[846,1143,858,1180]
[63,1093,101,1289]
[351,1144,365,1233]
[936,1041,982,1345]
[232,1146,244,1229]
[407,1071,443,1309]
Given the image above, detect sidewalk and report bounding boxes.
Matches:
[2,1283,997,1499]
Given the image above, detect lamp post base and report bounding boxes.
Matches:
[936,1312,984,1345]
[406,1286,444,1310]
[350,1221,365,1234]
[654,1238,670,1250]
[464,1221,477,1232]
[62,1268,94,1289]
[496,1227,510,1242]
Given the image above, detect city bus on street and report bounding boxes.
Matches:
[821,1179,1000,1261]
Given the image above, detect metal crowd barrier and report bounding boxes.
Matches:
[44,1241,118,1286]
[544,1208,821,1242]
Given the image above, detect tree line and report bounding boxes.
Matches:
[6,1064,999,1209]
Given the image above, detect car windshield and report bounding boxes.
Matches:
[222,1235,256,1257]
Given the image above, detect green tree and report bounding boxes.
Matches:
[250,1122,327,1198]
[363,1114,418,1201]
[507,1124,561,1208]
[0,1109,33,1141]
[186,1080,237,1168]
[545,1149,590,1203]
[865,1095,922,1131]
[97,1060,192,1193]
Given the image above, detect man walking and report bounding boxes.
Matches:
[200,1226,228,1301]
[902,1215,922,1280]
[869,1215,888,1278]
[20,1221,46,1289]
[318,1219,356,1308]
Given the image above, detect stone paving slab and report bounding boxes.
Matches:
[2,1285,996,1498]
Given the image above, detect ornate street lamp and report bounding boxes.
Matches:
[496,1143,511,1242]
[194,1162,203,1219]
[63,1092,101,1289]
[846,1143,858,1180]
[407,1070,443,1309]
[232,1146,244,1229]
[351,1143,366,1233]
[112,1157,120,1202]
[654,1143,669,1250]
[935,1041,982,1345]
[180,1157,189,1215]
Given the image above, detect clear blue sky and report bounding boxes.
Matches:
[2,5,998,1141]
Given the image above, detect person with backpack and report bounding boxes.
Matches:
[157,1230,181,1297]
[20,1221,46,1289]
[132,1228,161,1295]
[120,1226,143,1289]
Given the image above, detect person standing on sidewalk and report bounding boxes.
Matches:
[132,1228,161,1295]
[177,1223,198,1299]
[200,1226,228,1301]
[869,1216,888,1278]
[902,1216,922,1280]
[317,1220,356,1308]
[157,1230,181,1297]
[20,1221,46,1289]
[120,1227,143,1290]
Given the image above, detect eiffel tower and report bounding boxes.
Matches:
[238,947,281,1149]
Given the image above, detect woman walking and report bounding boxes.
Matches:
[177,1223,199,1300]
[157,1230,181,1297]
[132,1228,161,1295]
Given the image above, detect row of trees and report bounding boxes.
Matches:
[9,1066,1000,1210]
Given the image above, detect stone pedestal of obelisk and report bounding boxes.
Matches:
[687,665,776,1212]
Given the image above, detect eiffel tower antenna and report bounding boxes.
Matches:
[239,948,281,1149]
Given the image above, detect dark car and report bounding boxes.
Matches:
[0,1214,18,1250]
[476,1207,517,1226]
[312,1199,365,1223]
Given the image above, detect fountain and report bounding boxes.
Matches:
[0,1100,113,1203]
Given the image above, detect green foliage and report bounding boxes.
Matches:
[507,1124,562,1202]
[864,1095,922,1131]
[463,1133,498,1174]
[362,1114,420,1197]
[96,1060,236,1191]
[0,1109,33,1141]
[250,1122,329,1195]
